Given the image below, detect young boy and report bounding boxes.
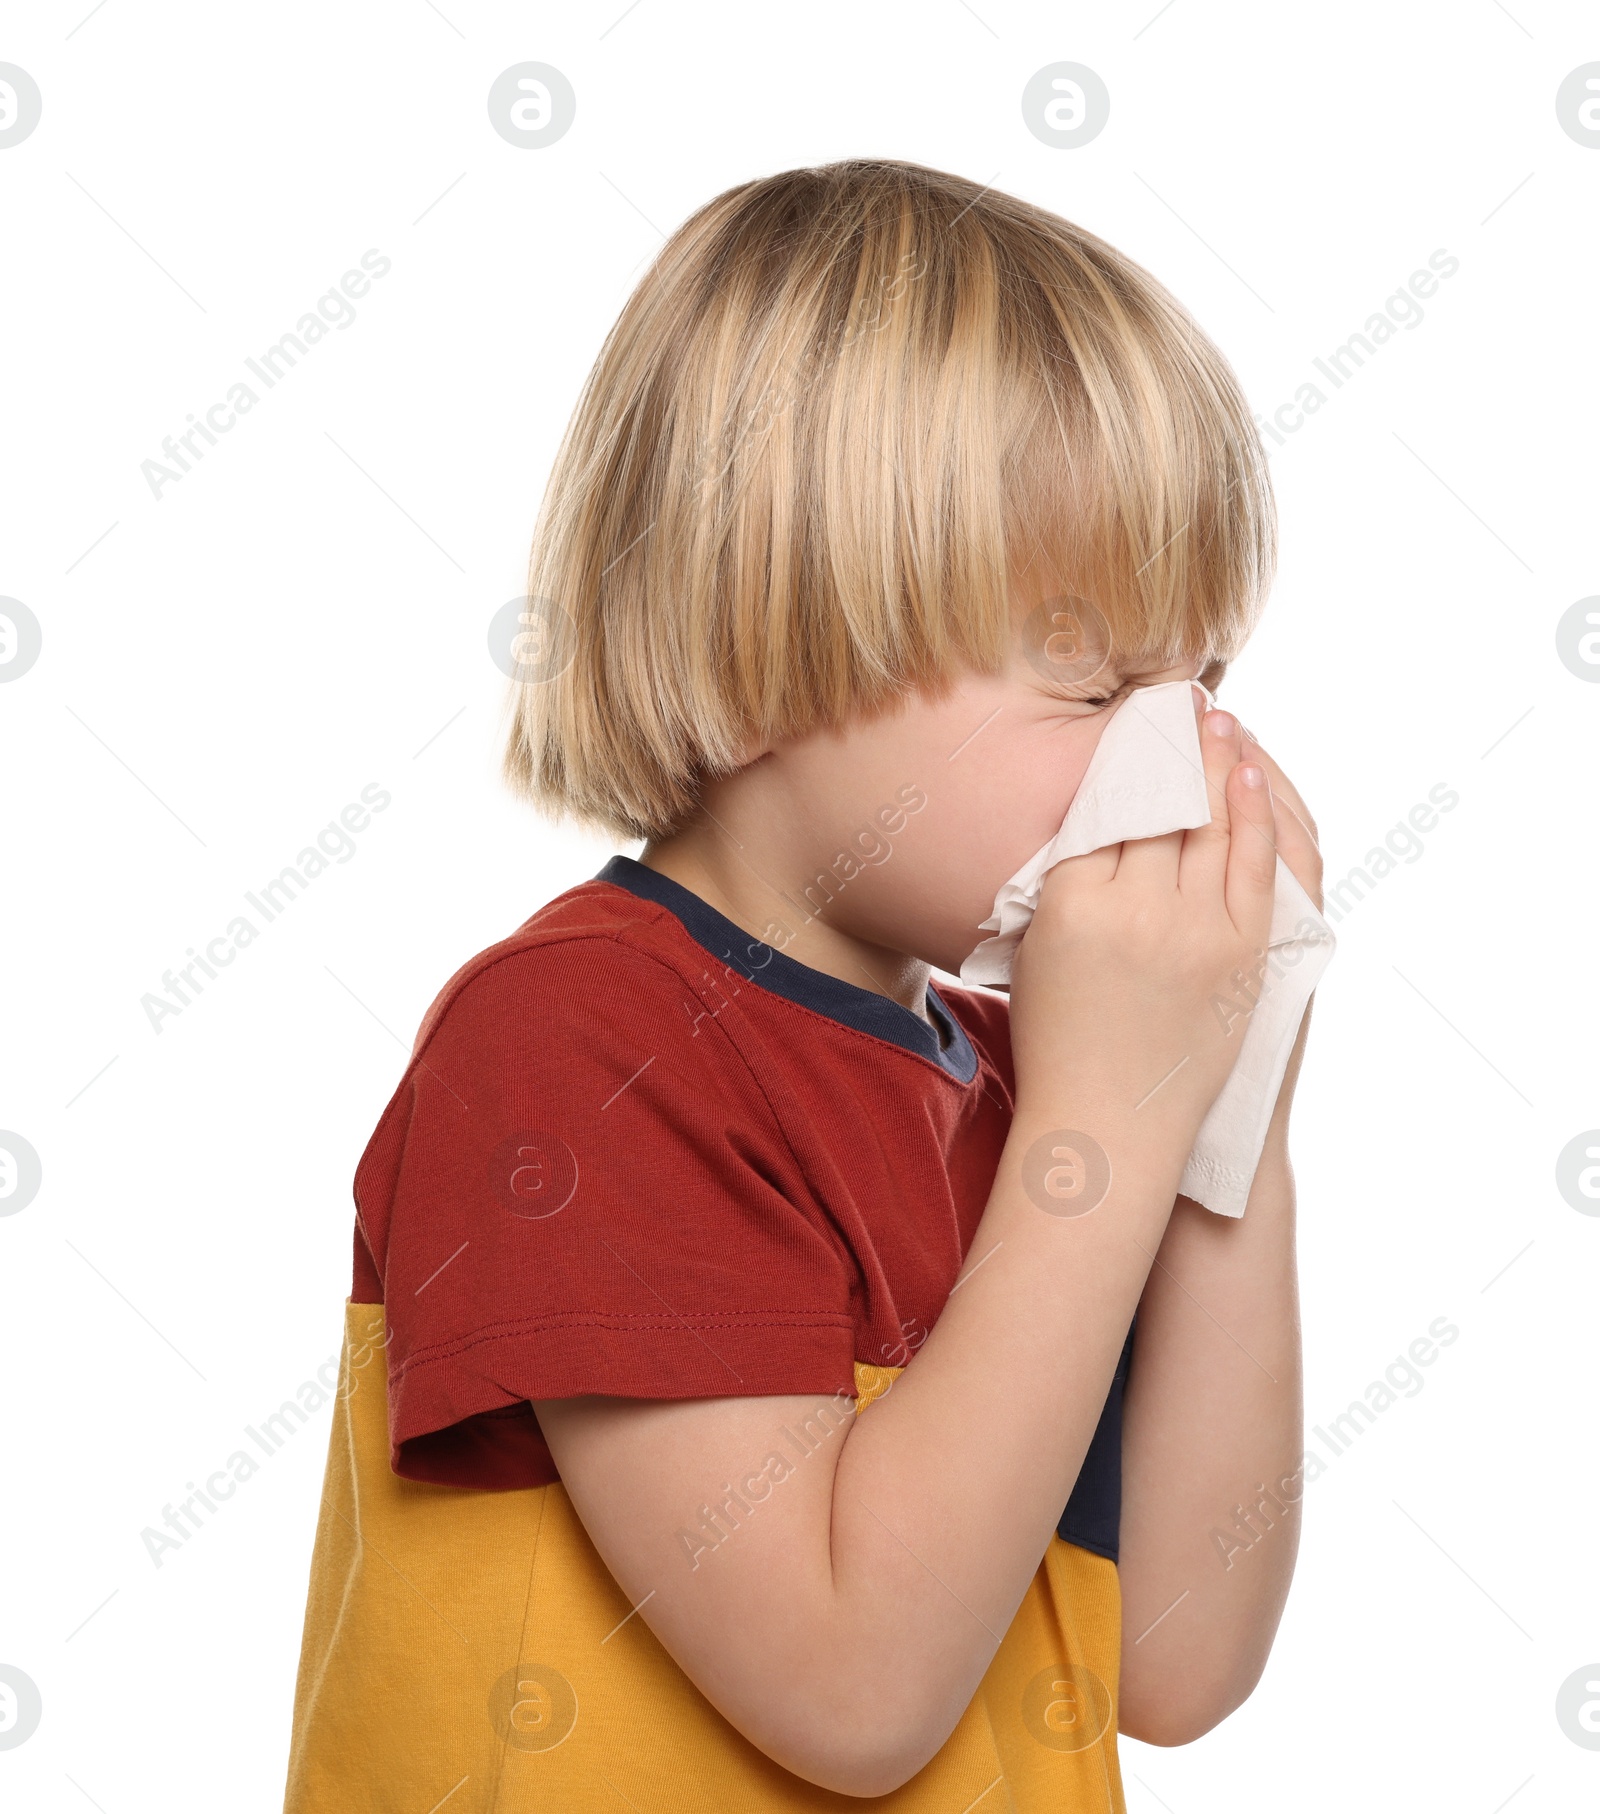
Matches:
[282,159,1323,1809]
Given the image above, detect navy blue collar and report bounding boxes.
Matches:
[594,855,978,1084]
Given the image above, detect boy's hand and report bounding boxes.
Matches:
[1008,685,1278,1139]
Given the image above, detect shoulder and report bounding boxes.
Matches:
[354,878,788,1239]
[406,876,713,1063]
[347,877,855,1416]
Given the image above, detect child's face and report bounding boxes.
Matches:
[747,613,1219,981]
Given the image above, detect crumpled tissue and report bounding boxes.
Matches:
[959,678,1335,1218]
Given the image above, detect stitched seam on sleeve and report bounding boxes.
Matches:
[393,1308,857,1381]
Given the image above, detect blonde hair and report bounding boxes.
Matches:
[502,157,1274,840]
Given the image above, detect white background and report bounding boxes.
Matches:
[3,2,1597,1808]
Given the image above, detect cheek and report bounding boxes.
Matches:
[877,729,1099,953]
[937,731,1098,880]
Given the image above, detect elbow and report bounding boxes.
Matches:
[777,1707,954,1798]
[811,1758,922,1801]
[816,1733,952,1800]
[1119,1670,1262,1748]
[762,1728,931,1800]
[752,1674,958,1797]
[1119,1702,1226,1748]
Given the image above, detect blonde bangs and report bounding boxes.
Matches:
[504,159,1275,840]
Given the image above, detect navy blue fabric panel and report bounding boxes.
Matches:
[593,856,979,1083]
[1057,1315,1137,1564]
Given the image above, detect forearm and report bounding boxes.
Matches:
[1115,1071,1309,1741]
[539,1077,1207,1798]
[825,1078,1204,1779]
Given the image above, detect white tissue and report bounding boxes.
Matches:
[959,678,1335,1218]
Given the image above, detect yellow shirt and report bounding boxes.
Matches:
[282,1300,1126,1812]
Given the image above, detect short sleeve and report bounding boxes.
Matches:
[352,934,857,1487]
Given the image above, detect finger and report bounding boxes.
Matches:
[1179,699,1245,892]
[1200,702,1244,829]
[1239,734,1322,907]
[1035,839,1121,908]
[1225,759,1278,938]
[1110,824,1185,890]
[1239,733,1318,846]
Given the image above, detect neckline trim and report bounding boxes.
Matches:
[592,856,979,1084]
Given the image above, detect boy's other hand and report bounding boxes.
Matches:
[1237,727,1322,912]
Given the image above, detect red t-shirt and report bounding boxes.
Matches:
[350,855,1130,1558]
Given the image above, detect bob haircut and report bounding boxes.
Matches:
[502,157,1275,841]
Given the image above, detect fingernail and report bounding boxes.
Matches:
[1206,709,1236,738]
[1240,763,1265,788]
